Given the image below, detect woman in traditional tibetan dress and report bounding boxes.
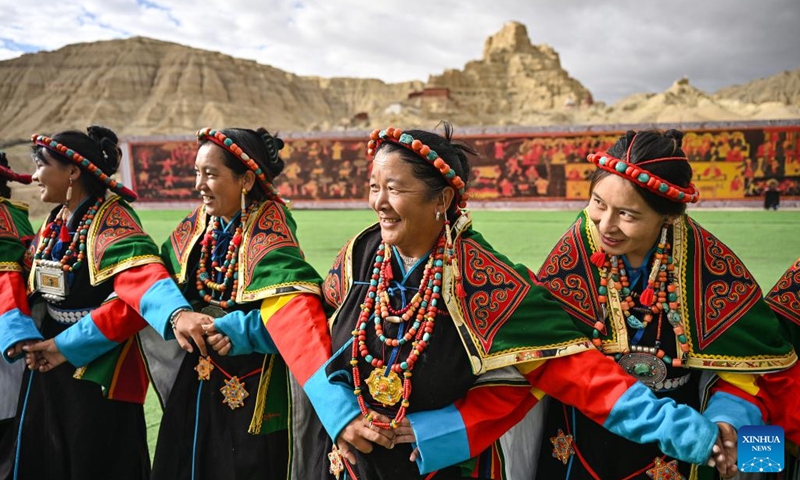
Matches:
[311,125,731,480]
[762,259,800,446]
[148,127,329,480]
[0,152,34,480]
[535,129,797,479]
[1,127,208,480]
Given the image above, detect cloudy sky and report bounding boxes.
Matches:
[1,0,798,103]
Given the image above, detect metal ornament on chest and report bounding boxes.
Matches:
[617,352,668,387]
[36,261,69,302]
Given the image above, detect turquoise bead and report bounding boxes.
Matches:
[224,138,233,146]
[659,183,669,193]
[638,173,650,183]
[427,151,438,161]
[399,134,413,144]
[615,162,627,173]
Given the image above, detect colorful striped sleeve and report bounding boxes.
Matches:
[754,364,800,444]
[712,369,800,444]
[55,297,145,366]
[260,292,361,440]
[407,367,536,473]
[0,270,42,362]
[524,349,717,465]
[52,263,191,366]
[113,263,192,339]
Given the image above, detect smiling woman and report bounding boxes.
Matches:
[535,129,798,479]
[0,126,209,480]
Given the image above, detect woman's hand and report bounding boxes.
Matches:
[389,417,421,462]
[172,310,213,356]
[711,422,738,479]
[22,339,65,372]
[335,410,396,465]
[7,339,37,361]
[204,322,232,356]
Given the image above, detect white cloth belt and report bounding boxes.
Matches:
[46,304,94,324]
[650,373,692,392]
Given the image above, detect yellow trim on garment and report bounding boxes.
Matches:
[717,372,760,396]
[259,293,300,327]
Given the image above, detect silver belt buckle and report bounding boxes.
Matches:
[36,260,69,303]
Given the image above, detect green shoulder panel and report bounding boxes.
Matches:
[442,213,592,374]
[537,209,795,373]
[86,196,163,286]
[160,204,206,284]
[678,216,795,370]
[765,257,800,334]
[0,198,34,271]
[235,201,321,303]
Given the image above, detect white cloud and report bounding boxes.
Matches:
[0,0,797,103]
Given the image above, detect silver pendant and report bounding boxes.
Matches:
[617,352,667,387]
[36,261,69,303]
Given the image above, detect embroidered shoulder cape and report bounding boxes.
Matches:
[162,201,321,298]
[323,213,594,375]
[537,209,796,371]
[766,257,800,330]
[26,195,162,292]
[0,198,33,271]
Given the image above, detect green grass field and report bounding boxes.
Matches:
[130,207,800,457]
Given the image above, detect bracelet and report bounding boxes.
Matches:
[169,308,192,330]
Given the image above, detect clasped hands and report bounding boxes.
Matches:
[334,411,418,466]
[9,310,221,372]
[708,422,738,479]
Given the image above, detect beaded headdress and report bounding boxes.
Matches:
[367,127,469,209]
[31,134,137,201]
[0,153,32,185]
[586,137,699,204]
[196,128,282,203]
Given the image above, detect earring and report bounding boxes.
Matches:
[66,177,73,204]
[435,211,442,221]
[241,187,247,214]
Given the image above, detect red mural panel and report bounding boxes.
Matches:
[124,124,800,204]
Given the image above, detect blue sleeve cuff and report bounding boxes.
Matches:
[139,278,191,339]
[303,338,360,440]
[704,391,764,431]
[0,309,43,363]
[54,313,119,367]
[214,310,277,356]
[407,404,470,474]
[604,381,717,464]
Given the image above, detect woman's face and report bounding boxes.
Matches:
[369,150,445,259]
[195,143,244,222]
[31,150,74,205]
[587,174,669,268]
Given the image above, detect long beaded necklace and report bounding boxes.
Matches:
[195,203,256,314]
[592,225,690,386]
[34,197,104,302]
[351,235,445,429]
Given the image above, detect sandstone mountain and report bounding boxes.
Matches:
[1,21,798,175]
